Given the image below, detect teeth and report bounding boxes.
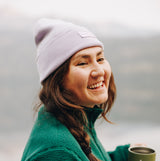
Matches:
[88,82,103,89]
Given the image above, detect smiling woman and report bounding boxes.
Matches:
[21,18,130,161]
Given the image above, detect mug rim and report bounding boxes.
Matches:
[128,146,156,155]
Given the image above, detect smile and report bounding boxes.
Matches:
[87,81,104,89]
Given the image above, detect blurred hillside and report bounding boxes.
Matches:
[0,15,160,135]
[101,36,160,122]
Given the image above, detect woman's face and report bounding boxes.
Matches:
[63,46,111,108]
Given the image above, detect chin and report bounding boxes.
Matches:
[92,99,107,106]
[96,95,108,104]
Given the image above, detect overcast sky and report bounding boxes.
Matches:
[1,0,160,31]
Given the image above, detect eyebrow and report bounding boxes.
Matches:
[74,50,103,60]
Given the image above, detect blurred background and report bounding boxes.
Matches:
[0,0,160,160]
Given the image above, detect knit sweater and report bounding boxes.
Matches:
[21,106,130,161]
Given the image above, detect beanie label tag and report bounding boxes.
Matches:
[78,31,96,38]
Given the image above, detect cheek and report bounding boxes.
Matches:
[67,69,88,90]
[103,64,112,85]
[108,67,112,78]
[107,62,112,75]
[72,70,87,88]
[104,63,111,75]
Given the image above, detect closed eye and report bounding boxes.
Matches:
[77,62,88,66]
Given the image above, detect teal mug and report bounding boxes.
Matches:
[128,146,156,161]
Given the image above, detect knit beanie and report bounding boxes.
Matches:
[34,18,104,83]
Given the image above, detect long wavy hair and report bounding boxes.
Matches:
[34,56,116,161]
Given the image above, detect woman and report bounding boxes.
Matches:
[21,18,130,161]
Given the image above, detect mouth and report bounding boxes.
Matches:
[87,81,104,89]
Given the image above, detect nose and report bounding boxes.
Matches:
[91,63,104,78]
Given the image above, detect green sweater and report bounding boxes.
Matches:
[21,106,129,161]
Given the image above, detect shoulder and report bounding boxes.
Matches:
[24,146,86,161]
[32,107,77,147]
[21,107,87,161]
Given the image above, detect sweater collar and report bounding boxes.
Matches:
[83,105,103,127]
[40,105,103,127]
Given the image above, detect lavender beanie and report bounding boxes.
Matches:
[34,18,104,83]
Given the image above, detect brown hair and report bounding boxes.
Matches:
[34,57,116,161]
